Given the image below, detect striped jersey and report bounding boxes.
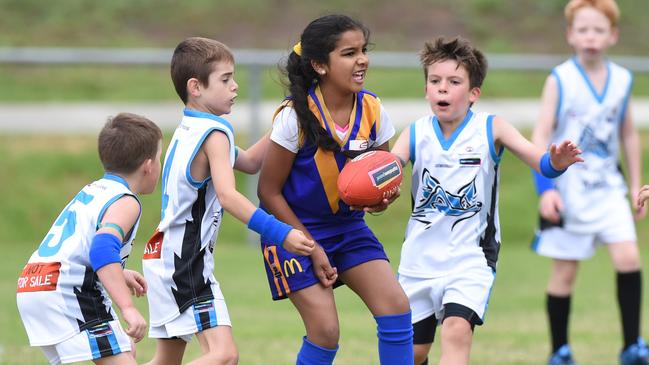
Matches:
[398,111,502,278]
[16,174,140,346]
[549,58,633,232]
[142,108,235,327]
[269,86,395,240]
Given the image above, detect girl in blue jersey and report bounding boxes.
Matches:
[257,14,414,365]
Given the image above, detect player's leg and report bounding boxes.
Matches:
[607,240,649,364]
[535,227,590,364]
[289,284,340,364]
[189,326,238,365]
[94,352,137,365]
[340,259,413,364]
[144,338,187,365]
[438,314,473,365]
[437,265,493,365]
[261,240,340,364]
[413,314,437,365]
[547,258,579,356]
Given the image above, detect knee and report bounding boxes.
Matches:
[207,347,238,365]
[310,324,340,349]
[441,318,472,347]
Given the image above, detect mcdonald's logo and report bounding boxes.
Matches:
[283,258,303,276]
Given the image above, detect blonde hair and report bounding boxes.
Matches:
[565,0,619,27]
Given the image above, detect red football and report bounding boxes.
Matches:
[337,150,403,206]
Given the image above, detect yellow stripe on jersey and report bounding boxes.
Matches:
[272,86,382,213]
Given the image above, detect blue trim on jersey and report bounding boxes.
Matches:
[97,194,128,232]
[106,323,120,355]
[103,173,130,189]
[208,306,218,327]
[160,140,178,221]
[480,271,496,322]
[432,110,473,151]
[551,70,563,124]
[194,307,203,331]
[89,333,101,359]
[621,71,634,123]
[183,108,235,135]
[572,57,610,104]
[185,127,233,188]
[530,232,541,252]
[409,122,416,164]
[486,115,504,164]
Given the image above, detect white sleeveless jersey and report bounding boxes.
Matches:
[142,109,235,326]
[549,58,632,232]
[398,111,501,278]
[16,174,140,346]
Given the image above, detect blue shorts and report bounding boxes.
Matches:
[261,225,388,300]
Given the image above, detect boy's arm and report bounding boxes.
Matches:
[234,131,271,174]
[620,105,646,219]
[91,195,146,342]
[531,75,564,223]
[391,127,410,169]
[258,140,337,286]
[203,131,315,255]
[494,116,581,171]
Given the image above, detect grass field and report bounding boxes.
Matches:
[2,132,649,364]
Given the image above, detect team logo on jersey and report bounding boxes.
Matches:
[283,258,304,277]
[412,168,482,230]
[579,125,611,158]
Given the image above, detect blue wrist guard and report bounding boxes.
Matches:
[532,169,554,195]
[89,233,122,272]
[539,152,565,178]
[248,208,293,245]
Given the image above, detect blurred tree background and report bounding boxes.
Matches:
[2,0,647,54]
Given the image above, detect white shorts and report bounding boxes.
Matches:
[399,265,495,324]
[149,298,231,342]
[532,209,636,260]
[40,320,131,365]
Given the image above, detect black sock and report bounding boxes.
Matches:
[547,293,571,353]
[617,271,642,350]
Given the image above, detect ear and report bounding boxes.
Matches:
[609,27,619,46]
[187,78,201,98]
[469,87,481,103]
[310,60,327,76]
[142,158,153,175]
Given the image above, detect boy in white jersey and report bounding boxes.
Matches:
[142,37,317,365]
[531,1,649,364]
[16,113,163,365]
[391,37,582,365]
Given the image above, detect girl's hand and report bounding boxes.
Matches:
[351,187,401,213]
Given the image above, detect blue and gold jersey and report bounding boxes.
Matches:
[271,86,393,239]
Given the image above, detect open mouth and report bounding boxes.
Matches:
[437,101,450,107]
[352,70,365,82]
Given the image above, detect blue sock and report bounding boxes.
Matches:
[296,336,338,365]
[375,311,414,364]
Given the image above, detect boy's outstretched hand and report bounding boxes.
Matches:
[283,229,315,256]
[550,140,583,170]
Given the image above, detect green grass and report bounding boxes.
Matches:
[2,65,649,102]
[2,133,649,364]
